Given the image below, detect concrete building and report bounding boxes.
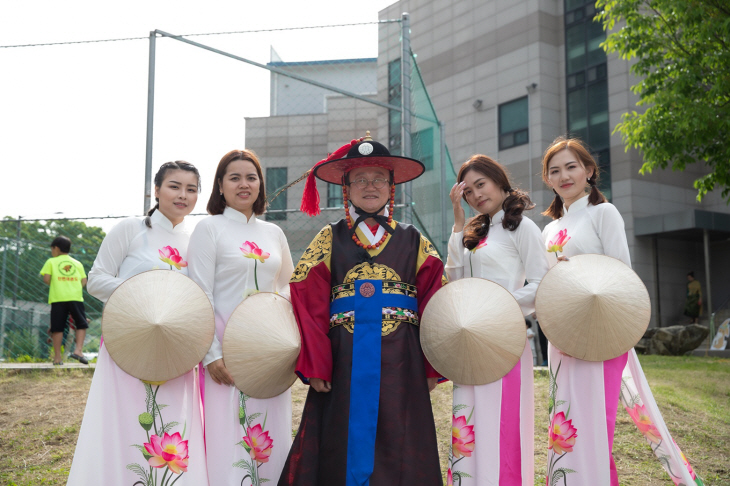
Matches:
[246,55,383,257]
[378,0,730,327]
[244,2,729,329]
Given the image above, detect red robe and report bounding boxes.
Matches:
[279,219,445,485]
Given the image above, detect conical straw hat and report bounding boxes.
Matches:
[223,292,301,398]
[420,278,526,385]
[102,270,215,382]
[535,254,651,361]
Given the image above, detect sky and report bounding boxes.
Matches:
[0,0,398,232]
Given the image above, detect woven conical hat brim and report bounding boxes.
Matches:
[420,278,526,385]
[223,292,300,399]
[313,155,425,185]
[102,270,215,382]
[535,254,651,361]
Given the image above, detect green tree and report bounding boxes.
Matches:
[596,0,730,201]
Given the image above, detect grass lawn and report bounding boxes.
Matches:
[1,355,728,485]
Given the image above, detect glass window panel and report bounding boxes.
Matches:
[568,88,587,131]
[589,122,609,149]
[566,11,575,24]
[514,129,529,146]
[499,97,528,134]
[327,183,342,208]
[566,24,586,74]
[265,167,287,221]
[586,20,607,66]
[587,66,597,82]
[565,0,586,12]
[587,80,608,118]
[500,133,514,150]
[585,4,595,15]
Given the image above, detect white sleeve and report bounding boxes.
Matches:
[87,218,140,302]
[511,219,551,315]
[187,219,221,366]
[445,230,466,282]
[276,228,294,301]
[596,204,632,267]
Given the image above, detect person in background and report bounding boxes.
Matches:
[684,271,702,324]
[40,235,89,365]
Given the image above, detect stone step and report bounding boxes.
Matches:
[691,349,730,358]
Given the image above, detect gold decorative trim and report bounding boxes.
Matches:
[331,281,417,301]
[329,307,419,336]
[291,226,332,283]
[343,262,401,283]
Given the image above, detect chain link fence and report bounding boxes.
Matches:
[1,18,456,361]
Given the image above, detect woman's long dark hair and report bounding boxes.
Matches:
[458,155,534,250]
[145,161,201,228]
[541,136,607,219]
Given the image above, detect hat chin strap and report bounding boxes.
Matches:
[348,203,394,236]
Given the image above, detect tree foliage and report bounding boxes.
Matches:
[596,0,730,202]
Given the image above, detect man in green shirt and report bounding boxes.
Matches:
[40,236,89,365]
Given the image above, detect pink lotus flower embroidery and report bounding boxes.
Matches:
[675,439,697,480]
[626,403,661,444]
[451,414,475,459]
[447,468,453,486]
[144,432,189,474]
[471,235,488,253]
[158,246,188,270]
[548,411,577,454]
[243,424,274,465]
[240,241,269,291]
[240,241,270,263]
[547,229,571,254]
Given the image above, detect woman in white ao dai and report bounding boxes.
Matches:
[541,137,701,486]
[67,162,208,486]
[187,150,294,486]
[444,155,549,486]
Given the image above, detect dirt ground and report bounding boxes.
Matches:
[1,361,727,485]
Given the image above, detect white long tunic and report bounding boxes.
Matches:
[187,206,294,486]
[542,194,698,486]
[444,210,550,485]
[68,210,208,486]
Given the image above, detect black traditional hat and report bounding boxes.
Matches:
[313,133,425,185]
[299,132,425,216]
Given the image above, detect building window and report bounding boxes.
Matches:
[327,183,343,208]
[564,0,611,197]
[498,97,529,150]
[265,167,287,221]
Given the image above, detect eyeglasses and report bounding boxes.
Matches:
[349,178,391,189]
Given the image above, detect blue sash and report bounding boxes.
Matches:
[329,279,419,486]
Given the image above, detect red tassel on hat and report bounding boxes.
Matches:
[300,140,357,217]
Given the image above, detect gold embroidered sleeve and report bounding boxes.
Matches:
[416,233,442,273]
[291,225,333,283]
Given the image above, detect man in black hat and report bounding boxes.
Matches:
[280,134,445,485]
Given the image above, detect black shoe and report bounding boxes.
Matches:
[68,353,89,365]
